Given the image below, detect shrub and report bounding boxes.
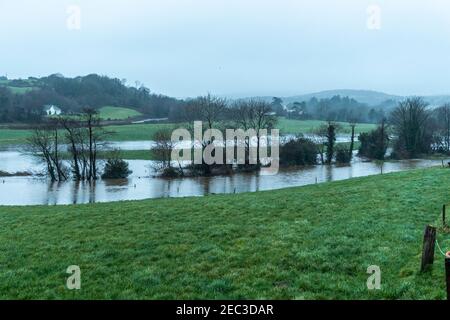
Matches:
[161,166,181,178]
[101,152,132,179]
[358,124,389,160]
[280,137,318,166]
[335,147,352,164]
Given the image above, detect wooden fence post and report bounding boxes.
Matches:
[445,257,450,300]
[421,225,437,272]
[443,205,447,227]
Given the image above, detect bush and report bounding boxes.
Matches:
[101,152,132,179]
[280,137,318,166]
[161,166,181,178]
[358,125,389,160]
[335,147,352,164]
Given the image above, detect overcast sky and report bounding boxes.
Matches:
[1,0,450,98]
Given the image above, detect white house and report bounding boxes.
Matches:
[43,105,62,116]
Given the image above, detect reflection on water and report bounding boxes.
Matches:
[0,147,446,205]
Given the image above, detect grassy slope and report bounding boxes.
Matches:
[0,80,36,95]
[98,106,142,120]
[6,87,35,94]
[0,167,449,299]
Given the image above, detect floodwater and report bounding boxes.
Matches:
[0,144,446,206]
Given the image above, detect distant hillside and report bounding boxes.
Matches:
[283,90,403,106]
[0,74,184,123]
[422,95,450,107]
[243,89,450,109]
[244,90,402,107]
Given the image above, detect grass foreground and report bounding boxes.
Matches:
[1,167,450,299]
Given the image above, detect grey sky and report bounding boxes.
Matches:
[1,0,450,98]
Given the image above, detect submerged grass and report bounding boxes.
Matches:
[0,167,449,299]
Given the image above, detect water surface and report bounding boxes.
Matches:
[0,147,445,206]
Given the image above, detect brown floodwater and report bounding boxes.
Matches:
[0,146,446,206]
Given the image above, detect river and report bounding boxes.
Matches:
[0,142,446,206]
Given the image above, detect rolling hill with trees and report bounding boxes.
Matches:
[0,74,183,123]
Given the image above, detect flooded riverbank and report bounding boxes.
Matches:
[0,146,446,205]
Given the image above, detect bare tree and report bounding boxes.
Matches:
[390,97,433,158]
[57,109,110,181]
[81,108,110,180]
[232,99,277,167]
[151,127,184,176]
[183,94,227,175]
[28,120,67,181]
[60,117,84,180]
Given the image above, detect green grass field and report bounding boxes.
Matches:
[98,106,143,120]
[0,128,34,146]
[105,123,176,141]
[0,118,376,147]
[277,118,376,135]
[0,167,449,299]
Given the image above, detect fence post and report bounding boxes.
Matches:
[443,205,447,227]
[446,257,450,300]
[421,225,436,272]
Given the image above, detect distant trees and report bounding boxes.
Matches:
[358,121,389,160]
[285,95,389,123]
[0,74,184,123]
[390,97,434,159]
[271,97,285,116]
[163,96,278,176]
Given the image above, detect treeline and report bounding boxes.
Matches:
[0,74,183,122]
[357,97,450,160]
[0,74,398,125]
[154,95,278,177]
[0,74,404,125]
[284,95,391,123]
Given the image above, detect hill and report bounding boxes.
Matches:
[244,90,402,107]
[244,90,450,109]
[0,74,183,123]
[283,90,402,106]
